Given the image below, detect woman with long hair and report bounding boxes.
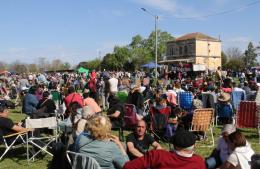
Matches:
[75,115,129,169]
[220,131,254,169]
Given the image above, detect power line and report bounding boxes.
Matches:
[162,0,260,20]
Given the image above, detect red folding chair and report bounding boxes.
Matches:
[149,106,171,142]
[124,104,139,129]
[236,101,260,143]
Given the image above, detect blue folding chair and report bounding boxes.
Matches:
[178,92,193,113]
[215,102,234,126]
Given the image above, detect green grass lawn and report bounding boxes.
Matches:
[1,107,259,169]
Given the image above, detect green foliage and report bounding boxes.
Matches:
[223,47,245,70]
[114,46,131,70]
[243,42,258,67]
[98,30,174,71]
[144,30,174,61]
[224,57,245,71]
[101,53,118,70]
[221,51,228,66]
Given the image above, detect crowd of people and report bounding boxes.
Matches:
[0,66,260,169]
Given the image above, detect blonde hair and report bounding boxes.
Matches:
[85,115,112,140]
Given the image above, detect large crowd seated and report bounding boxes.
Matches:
[0,67,260,169]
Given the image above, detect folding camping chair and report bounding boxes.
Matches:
[124,104,139,129]
[236,101,260,144]
[116,91,128,103]
[149,106,171,143]
[0,131,27,161]
[178,92,193,113]
[51,90,61,106]
[215,102,234,126]
[143,99,151,116]
[25,117,58,162]
[66,150,101,169]
[190,108,214,147]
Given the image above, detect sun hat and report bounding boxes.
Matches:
[218,92,230,102]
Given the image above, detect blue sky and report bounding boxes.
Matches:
[0,0,259,65]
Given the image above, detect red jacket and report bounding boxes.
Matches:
[124,149,206,169]
[64,92,83,108]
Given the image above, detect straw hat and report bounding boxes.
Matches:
[218,92,230,102]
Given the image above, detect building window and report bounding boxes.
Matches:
[184,46,188,55]
[171,47,174,55]
[179,46,183,55]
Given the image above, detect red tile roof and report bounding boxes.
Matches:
[174,32,220,42]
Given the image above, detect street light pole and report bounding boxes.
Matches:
[141,8,158,80]
[155,15,158,80]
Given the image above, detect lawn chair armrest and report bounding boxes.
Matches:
[3,131,27,138]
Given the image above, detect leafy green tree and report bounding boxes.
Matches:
[144,30,174,61]
[221,51,228,67]
[243,42,258,67]
[224,58,245,71]
[114,46,131,70]
[101,53,118,70]
[129,35,144,48]
[131,47,153,70]
[86,59,102,70]
[93,30,175,71]
[78,59,101,71]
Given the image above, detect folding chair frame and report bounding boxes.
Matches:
[236,101,260,144]
[149,106,171,144]
[25,117,58,162]
[66,150,101,169]
[0,131,27,161]
[215,103,235,126]
[178,92,193,113]
[190,108,215,147]
[143,99,151,116]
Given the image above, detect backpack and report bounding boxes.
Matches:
[49,142,70,169]
[88,78,97,92]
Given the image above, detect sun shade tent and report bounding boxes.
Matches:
[141,62,162,69]
[77,67,89,78]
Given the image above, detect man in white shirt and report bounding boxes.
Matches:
[108,74,118,94]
